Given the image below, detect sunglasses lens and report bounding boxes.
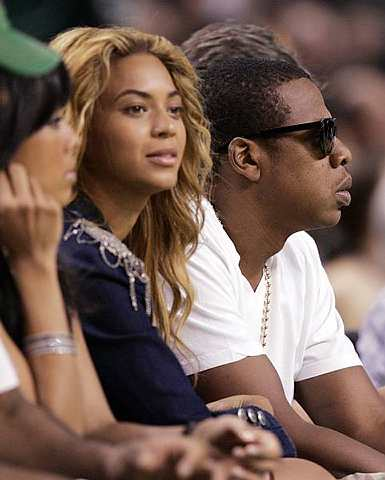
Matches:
[321,118,336,156]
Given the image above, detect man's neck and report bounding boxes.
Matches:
[83,174,148,241]
[213,183,290,290]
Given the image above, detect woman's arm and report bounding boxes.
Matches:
[0,463,71,480]
[0,165,83,431]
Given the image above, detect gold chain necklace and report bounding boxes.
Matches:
[260,264,272,348]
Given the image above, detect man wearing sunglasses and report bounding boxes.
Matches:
[165,52,385,475]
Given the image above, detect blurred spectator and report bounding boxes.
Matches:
[4,0,101,41]
[358,288,385,387]
[267,1,351,77]
[327,66,385,160]
[322,67,385,330]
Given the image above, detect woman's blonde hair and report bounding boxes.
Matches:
[51,27,212,349]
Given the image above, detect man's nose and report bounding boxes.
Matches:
[329,137,352,168]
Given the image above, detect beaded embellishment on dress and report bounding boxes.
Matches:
[63,219,152,316]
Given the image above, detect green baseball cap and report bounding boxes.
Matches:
[0,3,60,76]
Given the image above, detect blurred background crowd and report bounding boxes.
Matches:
[5,0,385,336]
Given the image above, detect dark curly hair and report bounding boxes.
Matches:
[200,57,312,173]
[181,22,304,76]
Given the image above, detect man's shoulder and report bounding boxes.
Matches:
[198,199,240,261]
[284,231,318,251]
[280,231,320,262]
[200,198,222,237]
[272,231,322,281]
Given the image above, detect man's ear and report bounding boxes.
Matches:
[228,137,262,182]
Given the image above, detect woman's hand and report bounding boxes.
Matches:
[0,163,62,268]
[192,415,281,476]
[103,435,240,480]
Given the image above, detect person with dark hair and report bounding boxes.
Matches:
[163,53,385,476]
[181,21,303,76]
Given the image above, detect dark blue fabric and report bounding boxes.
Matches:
[59,195,296,456]
[60,203,210,425]
[214,407,296,458]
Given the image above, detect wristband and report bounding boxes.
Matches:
[24,332,77,356]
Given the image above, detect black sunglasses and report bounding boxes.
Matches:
[218,117,337,158]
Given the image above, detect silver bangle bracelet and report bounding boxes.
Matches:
[24,333,77,356]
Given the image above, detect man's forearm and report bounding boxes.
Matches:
[0,390,108,479]
[296,369,385,462]
[194,356,385,475]
[292,419,385,475]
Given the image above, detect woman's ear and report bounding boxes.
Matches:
[228,137,262,182]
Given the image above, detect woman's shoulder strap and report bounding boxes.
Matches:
[63,219,152,316]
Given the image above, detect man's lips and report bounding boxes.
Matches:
[335,175,352,207]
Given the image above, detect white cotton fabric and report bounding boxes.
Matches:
[0,338,18,393]
[164,199,361,403]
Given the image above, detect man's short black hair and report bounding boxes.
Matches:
[200,57,312,172]
[182,22,303,76]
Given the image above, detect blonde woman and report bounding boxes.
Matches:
[52,25,276,428]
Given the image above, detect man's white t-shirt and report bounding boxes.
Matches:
[165,200,361,403]
[0,338,18,393]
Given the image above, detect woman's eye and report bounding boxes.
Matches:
[169,106,184,117]
[48,113,64,128]
[123,105,146,115]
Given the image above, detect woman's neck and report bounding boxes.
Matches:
[82,176,148,240]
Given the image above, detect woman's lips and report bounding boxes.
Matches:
[146,149,178,166]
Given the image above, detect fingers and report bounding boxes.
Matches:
[7,163,32,202]
[134,447,165,473]
[175,439,208,478]
[232,430,281,474]
[30,175,63,228]
[0,170,13,204]
[207,415,263,450]
[207,458,237,480]
[130,437,216,480]
[29,176,46,205]
[0,164,62,260]
[233,430,282,460]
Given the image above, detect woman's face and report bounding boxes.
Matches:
[11,111,78,206]
[85,52,187,197]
